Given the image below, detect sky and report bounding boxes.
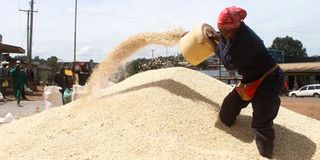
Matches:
[1,0,320,62]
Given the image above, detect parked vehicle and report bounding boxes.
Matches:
[288,84,320,98]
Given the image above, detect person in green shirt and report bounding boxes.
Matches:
[10,61,27,107]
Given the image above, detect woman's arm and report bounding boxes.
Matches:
[216,40,237,70]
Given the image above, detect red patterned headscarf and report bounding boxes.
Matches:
[217,6,247,30]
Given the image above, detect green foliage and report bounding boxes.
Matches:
[124,55,185,77]
[34,56,47,65]
[47,56,61,74]
[39,70,51,84]
[270,36,307,57]
[125,60,140,76]
[14,55,47,65]
[14,55,28,62]
[197,60,209,70]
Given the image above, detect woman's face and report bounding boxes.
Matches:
[220,28,238,40]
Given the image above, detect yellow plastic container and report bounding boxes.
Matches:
[179,23,217,66]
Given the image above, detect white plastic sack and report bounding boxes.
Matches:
[44,86,63,109]
[0,113,15,124]
[0,92,3,101]
[72,85,86,101]
[24,85,33,94]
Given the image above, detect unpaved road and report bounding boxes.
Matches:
[281,97,320,120]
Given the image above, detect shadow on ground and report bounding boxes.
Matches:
[99,79,220,108]
[215,115,316,160]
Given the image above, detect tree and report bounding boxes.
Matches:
[15,55,28,62]
[270,36,307,57]
[47,56,61,73]
[34,56,40,61]
[39,70,51,84]
[197,60,209,70]
[34,56,46,65]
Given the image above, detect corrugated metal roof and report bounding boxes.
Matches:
[0,43,25,53]
[279,62,320,73]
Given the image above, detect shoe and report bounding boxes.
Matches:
[17,102,24,107]
[256,139,273,159]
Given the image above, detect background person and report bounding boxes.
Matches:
[0,61,9,100]
[10,61,27,107]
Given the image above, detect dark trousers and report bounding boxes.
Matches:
[21,84,27,99]
[219,68,284,158]
[14,85,24,103]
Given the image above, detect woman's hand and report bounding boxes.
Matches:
[205,28,221,43]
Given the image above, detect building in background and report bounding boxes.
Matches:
[279,62,320,90]
[199,55,242,85]
[0,33,25,62]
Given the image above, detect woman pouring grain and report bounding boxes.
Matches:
[212,6,284,158]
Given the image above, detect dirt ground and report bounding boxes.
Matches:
[0,92,44,120]
[281,97,320,120]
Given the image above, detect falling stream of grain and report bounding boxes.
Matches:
[85,28,185,96]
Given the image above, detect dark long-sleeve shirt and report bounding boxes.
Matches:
[0,67,9,80]
[217,23,276,83]
[10,67,27,90]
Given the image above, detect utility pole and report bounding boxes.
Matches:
[29,0,35,64]
[19,9,30,60]
[20,0,37,64]
[151,49,155,60]
[74,0,78,63]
